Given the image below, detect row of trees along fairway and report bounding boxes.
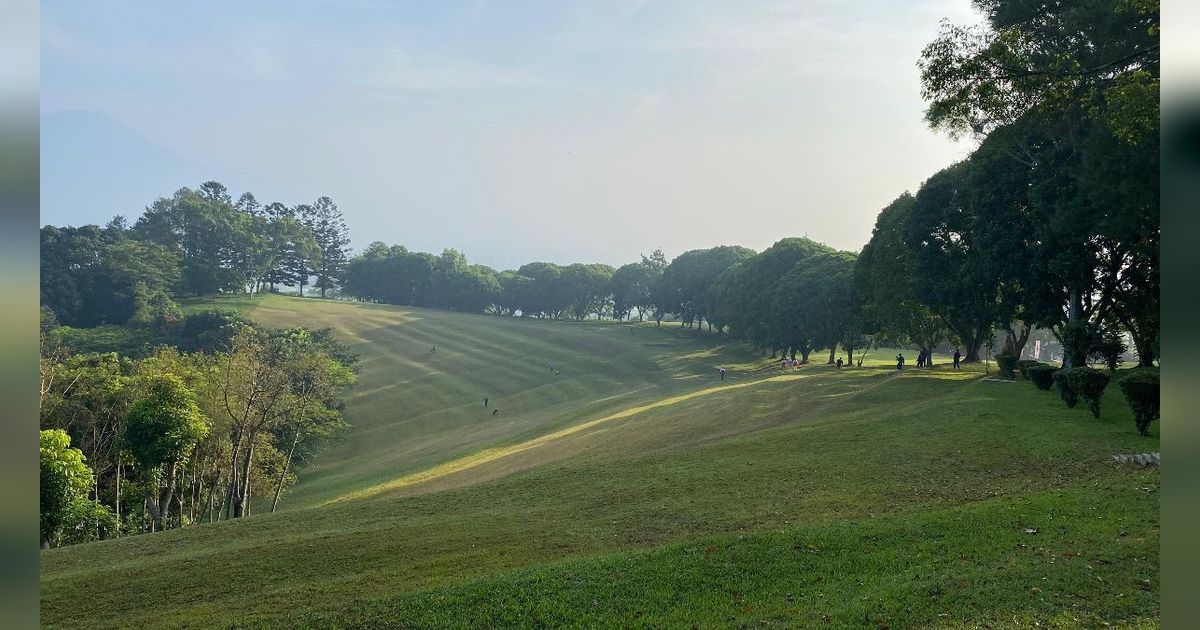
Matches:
[39,316,355,548]
[883,0,1160,367]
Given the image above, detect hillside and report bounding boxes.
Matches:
[41,296,1160,628]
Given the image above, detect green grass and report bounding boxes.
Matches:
[42,295,1159,628]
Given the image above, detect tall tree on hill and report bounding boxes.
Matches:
[658,246,755,332]
[714,237,834,355]
[904,163,999,362]
[562,263,615,320]
[856,193,948,357]
[610,260,657,321]
[289,204,319,296]
[135,186,246,295]
[308,196,351,298]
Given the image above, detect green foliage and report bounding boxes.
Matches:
[40,429,93,547]
[1026,364,1056,390]
[124,374,209,474]
[658,245,756,330]
[1053,369,1077,408]
[995,352,1019,380]
[856,194,947,354]
[60,497,119,546]
[40,223,181,327]
[1015,359,1043,380]
[918,0,1159,140]
[1119,368,1160,435]
[1064,367,1112,419]
[1091,329,1128,371]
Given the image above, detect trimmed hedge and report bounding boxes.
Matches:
[1065,366,1111,419]
[1026,364,1056,390]
[995,352,1019,380]
[1015,359,1042,379]
[1118,368,1160,436]
[1053,369,1077,408]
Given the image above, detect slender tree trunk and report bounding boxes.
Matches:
[225,431,244,521]
[272,432,301,513]
[827,346,836,364]
[114,462,121,538]
[236,439,256,518]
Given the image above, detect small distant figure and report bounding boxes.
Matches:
[836,357,843,369]
[953,348,961,370]
[896,353,905,371]
[429,345,436,354]
[719,367,726,381]
[484,397,489,408]
[492,408,500,416]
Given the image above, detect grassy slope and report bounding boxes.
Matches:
[41,296,1159,628]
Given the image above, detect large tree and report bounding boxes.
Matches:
[904,164,1000,362]
[124,373,209,528]
[856,193,947,356]
[307,196,352,298]
[658,246,756,332]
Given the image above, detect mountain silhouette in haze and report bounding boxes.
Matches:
[40,111,221,227]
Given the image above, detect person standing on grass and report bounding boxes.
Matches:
[897,353,905,370]
[953,348,961,370]
[484,397,488,408]
[719,367,726,381]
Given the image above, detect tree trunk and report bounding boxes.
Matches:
[800,348,811,363]
[827,346,837,364]
[158,463,178,529]
[225,432,243,521]
[235,439,256,518]
[114,462,121,538]
[846,345,854,366]
[271,432,301,513]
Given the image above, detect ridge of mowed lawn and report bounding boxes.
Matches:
[181,294,773,508]
[41,325,1159,629]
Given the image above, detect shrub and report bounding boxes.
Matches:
[995,352,1019,380]
[1118,368,1160,436]
[1026,364,1056,390]
[1090,330,1128,372]
[1016,359,1043,380]
[1053,369,1077,408]
[1066,366,1111,419]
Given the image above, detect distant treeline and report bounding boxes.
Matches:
[41,181,350,328]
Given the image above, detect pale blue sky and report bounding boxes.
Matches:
[41,0,979,270]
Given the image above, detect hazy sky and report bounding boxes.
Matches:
[41,0,980,271]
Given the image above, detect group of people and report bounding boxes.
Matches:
[779,357,802,370]
[897,347,963,370]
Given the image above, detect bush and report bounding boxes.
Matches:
[1053,369,1077,408]
[59,497,119,546]
[1016,359,1043,380]
[995,352,1019,380]
[1065,366,1111,419]
[1118,368,1160,436]
[1090,330,1128,372]
[1026,364,1056,390]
